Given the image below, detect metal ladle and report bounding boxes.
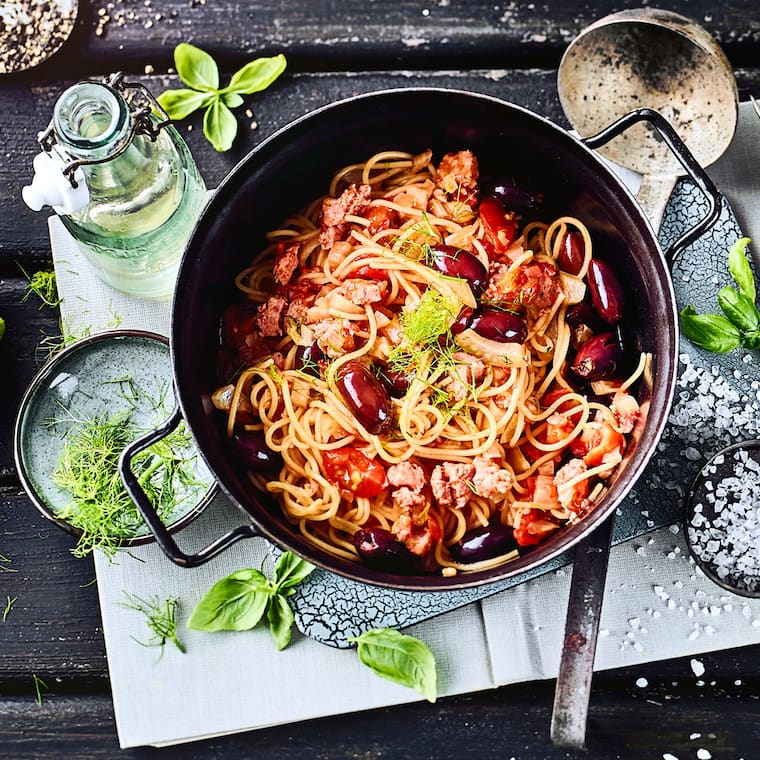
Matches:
[551,8,739,749]
[558,7,738,231]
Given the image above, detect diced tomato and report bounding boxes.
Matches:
[513,508,558,547]
[365,205,399,235]
[479,195,518,254]
[488,259,560,310]
[322,448,389,498]
[570,421,624,467]
[352,264,391,282]
[542,387,581,417]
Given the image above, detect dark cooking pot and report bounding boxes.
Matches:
[120,88,719,590]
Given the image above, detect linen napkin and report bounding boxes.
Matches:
[46,101,760,749]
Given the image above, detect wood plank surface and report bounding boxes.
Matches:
[3,1,760,754]
[16,0,760,77]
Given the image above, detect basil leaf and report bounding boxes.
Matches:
[741,330,760,350]
[351,628,437,703]
[222,92,244,109]
[273,552,316,592]
[156,88,215,120]
[174,42,219,91]
[728,237,755,303]
[717,286,760,332]
[0,316,5,341]
[203,98,238,152]
[187,569,272,631]
[267,593,295,650]
[680,306,741,354]
[223,53,287,95]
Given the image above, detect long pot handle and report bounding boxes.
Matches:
[550,513,615,748]
[119,407,261,567]
[582,107,723,266]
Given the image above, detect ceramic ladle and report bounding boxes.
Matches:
[551,8,739,749]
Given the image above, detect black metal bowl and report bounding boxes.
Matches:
[126,88,694,589]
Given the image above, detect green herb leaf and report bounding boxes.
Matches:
[0,316,5,342]
[266,593,295,650]
[222,92,244,109]
[174,42,219,91]
[156,88,216,120]
[273,552,316,592]
[717,286,760,332]
[680,306,741,354]
[203,98,238,152]
[740,330,760,350]
[222,53,287,95]
[728,237,755,302]
[32,673,48,707]
[187,568,272,631]
[350,628,437,702]
[122,592,185,655]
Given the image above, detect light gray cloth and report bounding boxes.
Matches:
[46,101,760,749]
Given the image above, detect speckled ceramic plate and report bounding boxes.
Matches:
[14,330,216,548]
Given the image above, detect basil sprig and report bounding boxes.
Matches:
[157,43,286,152]
[350,628,437,703]
[187,552,314,650]
[681,237,760,353]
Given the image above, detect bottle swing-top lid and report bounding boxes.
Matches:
[22,72,171,215]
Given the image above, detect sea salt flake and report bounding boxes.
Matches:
[697,750,712,760]
[635,677,648,688]
[690,658,705,677]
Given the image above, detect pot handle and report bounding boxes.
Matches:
[582,107,722,266]
[119,407,261,567]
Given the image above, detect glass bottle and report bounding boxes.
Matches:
[23,74,207,299]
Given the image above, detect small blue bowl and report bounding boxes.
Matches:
[14,330,216,548]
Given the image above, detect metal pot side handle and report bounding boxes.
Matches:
[582,107,723,266]
[118,406,261,567]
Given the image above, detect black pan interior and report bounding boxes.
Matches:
[172,88,677,590]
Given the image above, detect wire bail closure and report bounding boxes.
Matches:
[36,72,172,189]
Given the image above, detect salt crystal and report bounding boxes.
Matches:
[697,750,712,760]
[662,753,679,760]
[690,732,702,740]
[635,677,648,688]
[690,658,705,677]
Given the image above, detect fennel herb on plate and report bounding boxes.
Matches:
[681,237,760,353]
[52,407,201,559]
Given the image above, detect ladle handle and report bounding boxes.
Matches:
[583,108,722,266]
[550,513,615,749]
[119,406,261,567]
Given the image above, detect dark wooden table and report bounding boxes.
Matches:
[2,2,759,757]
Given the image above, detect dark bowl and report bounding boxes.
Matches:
[171,88,679,590]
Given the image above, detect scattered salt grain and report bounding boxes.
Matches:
[697,749,712,760]
[690,732,702,740]
[635,677,648,688]
[691,658,705,677]
[662,754,679,760]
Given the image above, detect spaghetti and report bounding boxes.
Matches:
[213,148,646,576]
